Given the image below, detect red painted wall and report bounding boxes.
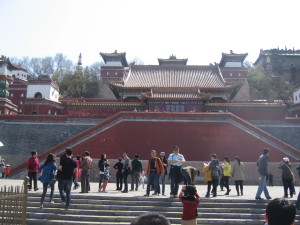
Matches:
[221,69,247,79]
[8,89,27,109]
[23,99,64,115]
[100,67,126,81]
[70,117,297,162]
[11,112,299,175]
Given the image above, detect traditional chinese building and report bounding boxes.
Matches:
[108,54,242,112]
[219,51,249,101]
[219,51,248,83]
[22,79,63,115]
[0,56,20,115]
[98,50,128,100]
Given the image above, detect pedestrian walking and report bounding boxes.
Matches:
[231,156,245,196]
[130,154,143,191]
[159,152,168,196]
[279,157,294,198]
[113,157,123,191]
[80,151,93,193]
[57,150,67,197]
[208,154,219,197]
[144,150,164,196]
[168,146,185,198]
[121,152,131,193]
[38,153,57,208]
[26,151,40,191]
[203,162,212,198]
[255,148,271,200]
[58,148,78,210]
[223,156,231,195]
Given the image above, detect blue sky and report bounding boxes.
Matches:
[0,0,299,66]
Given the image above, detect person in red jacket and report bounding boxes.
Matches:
[26,151,40,191]
[179,185,200,225]
[5,164,10,179]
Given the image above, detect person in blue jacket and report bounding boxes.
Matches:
[38,153,57,208]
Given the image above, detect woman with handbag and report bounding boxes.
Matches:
[279,157,294,198]
[38,153,57,208]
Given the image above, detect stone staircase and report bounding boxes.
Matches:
[25,193,290,225]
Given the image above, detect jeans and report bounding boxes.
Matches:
[81,170,90,193]
[131,171,140,191]
[160,174,166,195]
[255,176,270,199]
[59,179,72,208]
[146,172,160,195]
[40,182,55,205]
[99,174,105,189]
[116,172,123,190]
[282,178,294,197]
[28,172,38,190]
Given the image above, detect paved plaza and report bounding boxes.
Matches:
[0,179,298,201]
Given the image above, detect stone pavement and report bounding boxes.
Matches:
[0,178,298,201]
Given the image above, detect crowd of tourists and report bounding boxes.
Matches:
[24,146,300,224]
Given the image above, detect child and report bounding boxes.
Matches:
[99,164,110,193]
[268,172,273,187]
[139,171,147,189]
[179,185,200,225]
[5,164,10,179]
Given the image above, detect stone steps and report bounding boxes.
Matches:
[26,193,294,225]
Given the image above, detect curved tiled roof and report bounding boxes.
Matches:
[115,65,234,90]
[219,52,248,67]
[100,51,128,67]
